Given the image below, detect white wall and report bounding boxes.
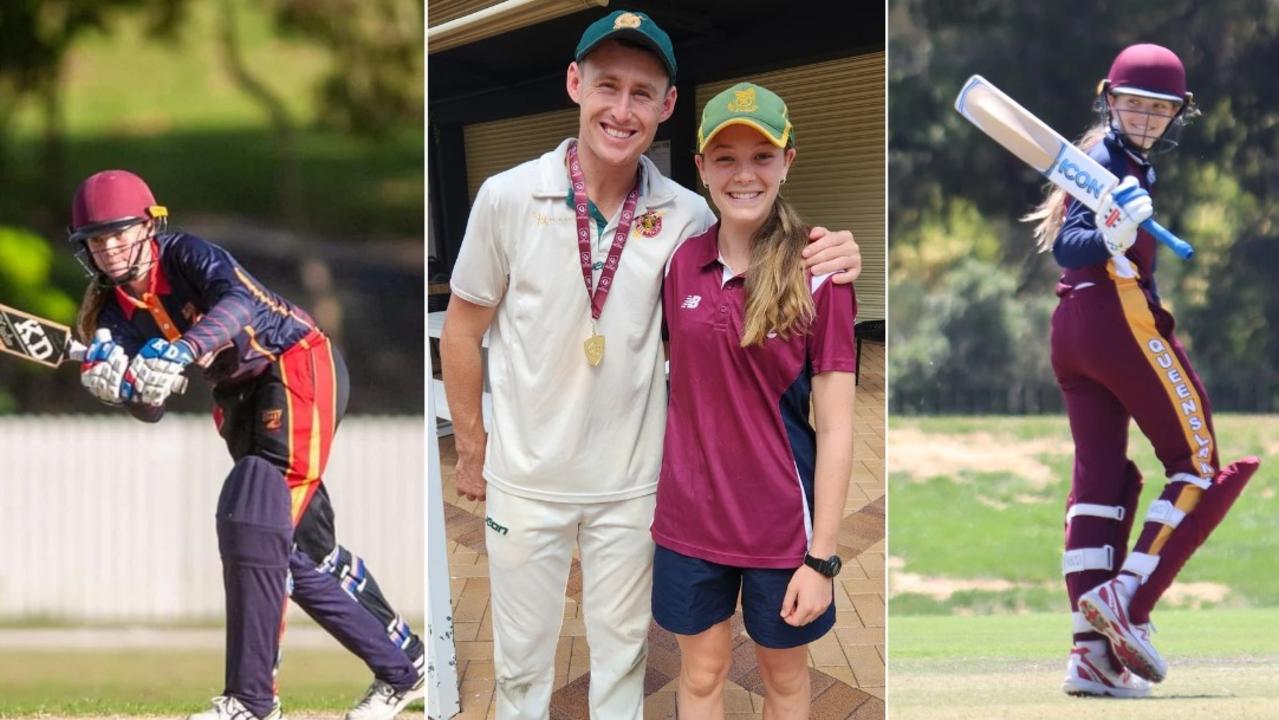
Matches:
[0,415,423,623]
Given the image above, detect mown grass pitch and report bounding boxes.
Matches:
[0,648,424,716]
[889,416,1279,717]
[890,610,1279,719]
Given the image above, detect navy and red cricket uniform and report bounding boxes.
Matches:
[650,224,856,648]
[1050,132,1219,632]
[95,231,421,715]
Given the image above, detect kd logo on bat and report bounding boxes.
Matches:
[12,319,55,361]
[1054,159,1105,200]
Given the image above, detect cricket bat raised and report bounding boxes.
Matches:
[0,302,187,393]
[954,74,1194,260]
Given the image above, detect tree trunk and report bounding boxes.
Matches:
[218,0,304,232]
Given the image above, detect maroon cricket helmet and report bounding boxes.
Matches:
[1106,43,1189,103]
[68,169,168,244]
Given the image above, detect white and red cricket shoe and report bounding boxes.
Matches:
[1078,578,1168,683]
[1062,645,1152,698]
[187,696,283,720]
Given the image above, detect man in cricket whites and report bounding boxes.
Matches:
[440,10,861,718]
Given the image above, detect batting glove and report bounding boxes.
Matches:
[80,328,134,405]
[1096,176,1154,255]
[128,337,195,407]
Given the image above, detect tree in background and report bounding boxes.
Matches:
[890,0,1279,413]
[273,0,424,136]
[0,0,426,414]
[0,1,184,229]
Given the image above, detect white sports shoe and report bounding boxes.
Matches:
[1078,578,1167,683]
[1062,645,1152,698]
[187,696,283,720]
[344,675,424,720]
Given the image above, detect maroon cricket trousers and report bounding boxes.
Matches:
[1049,266,1219,636]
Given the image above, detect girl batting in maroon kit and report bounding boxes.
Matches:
[1025,44,1259,697]
[70,170,422,720]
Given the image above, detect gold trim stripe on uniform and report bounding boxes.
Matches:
[233,267,316,330]
[1112,276,1214,554]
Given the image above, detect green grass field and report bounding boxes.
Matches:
[889,414,1279,614]
[0,647,423,716]
[889,415,1279,718]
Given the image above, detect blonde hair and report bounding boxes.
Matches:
[76,280,111,343]
[740,194,815,347]
[1022,122,1109,249]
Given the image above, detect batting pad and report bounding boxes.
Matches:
[216,456,292,718]
[1128,457,1259,623]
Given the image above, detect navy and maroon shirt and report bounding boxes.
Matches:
[1054,131,1162,301]
[651,224,857,569]
[96,232,317,387]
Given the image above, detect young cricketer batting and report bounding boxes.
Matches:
[69,169,424,720]
[1023,43,1260,697]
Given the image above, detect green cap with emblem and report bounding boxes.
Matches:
[697,82,794,153]
[575,10,677,81]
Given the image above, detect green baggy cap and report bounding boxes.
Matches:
[575,10,677,81]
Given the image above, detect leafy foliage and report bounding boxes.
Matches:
[890,0,1279,412]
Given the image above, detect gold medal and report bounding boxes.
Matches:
[584,332,605,366]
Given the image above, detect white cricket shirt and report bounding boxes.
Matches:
[450,138,715,502]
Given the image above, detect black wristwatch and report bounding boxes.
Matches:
[804,553,842,578]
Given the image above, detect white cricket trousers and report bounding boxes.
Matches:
[485,484,655,720]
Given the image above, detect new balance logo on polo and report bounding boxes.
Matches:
[681,295,702,309]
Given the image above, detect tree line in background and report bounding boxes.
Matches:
[0,0,424,414]
[889,0,1279,414]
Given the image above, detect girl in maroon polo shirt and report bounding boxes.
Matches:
[651,83,857,717]
[1023,44,1258,697]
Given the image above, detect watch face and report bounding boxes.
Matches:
[828,554,842,576]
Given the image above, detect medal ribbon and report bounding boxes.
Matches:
[568,141,642,321]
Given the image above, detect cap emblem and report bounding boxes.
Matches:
[728,87,758,113]
[614,12,642,30]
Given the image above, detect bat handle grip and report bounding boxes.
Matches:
[67,340,87,363]
[1142,218,1195,260]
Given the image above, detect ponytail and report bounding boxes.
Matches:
[740,195,816,347]
[1021,122,1109,249]
[76,279,111,343]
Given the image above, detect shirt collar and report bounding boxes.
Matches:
[694,223,722,269]
[1105,130,1153,170]
[113,238,170,320]
[532,137,677,207]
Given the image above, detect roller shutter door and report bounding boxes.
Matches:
[463,108,579,202]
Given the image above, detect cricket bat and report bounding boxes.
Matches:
[954,75,1194,260]
[0,302,187,393]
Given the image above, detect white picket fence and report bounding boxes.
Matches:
[0,415,423,622]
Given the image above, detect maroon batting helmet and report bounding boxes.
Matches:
[68,170,168,244]
[1105,44,1190,104]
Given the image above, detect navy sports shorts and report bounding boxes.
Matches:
[651,544,835,649]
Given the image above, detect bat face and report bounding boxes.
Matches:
[1047,144,1112,208]
[955,75,1119,212]
[0,304,73,368]
[957,81,1060,172]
